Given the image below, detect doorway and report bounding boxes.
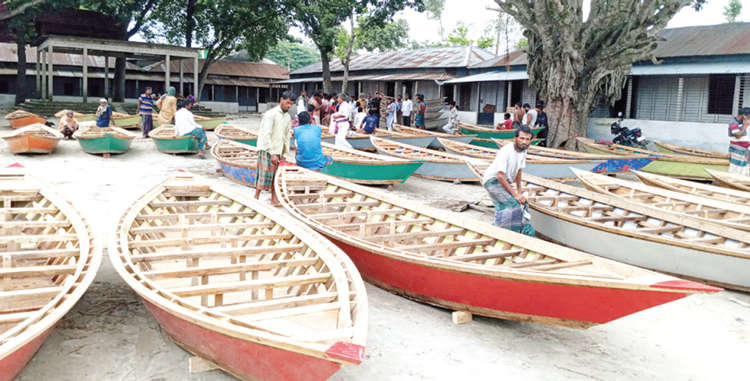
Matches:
[459,84,472,111]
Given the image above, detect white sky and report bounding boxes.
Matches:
[291,0,742,50]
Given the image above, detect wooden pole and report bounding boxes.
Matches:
[82,48,88,103]
[165,54,171,93]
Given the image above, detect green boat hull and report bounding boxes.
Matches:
[77,135,134,154]
[197,118,227,130]
[77,114,96,122]
[229,138,257,146]
[320,161,424,185]
[655,145,674,154]
[153,137,200,153]
[459,126,542,139]
[640,161,728,179]
[112,115,142,128]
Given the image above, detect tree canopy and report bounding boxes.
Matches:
[724,0,742,23]
[262,42,321,71]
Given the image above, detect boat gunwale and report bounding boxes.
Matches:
[576,137,729,165]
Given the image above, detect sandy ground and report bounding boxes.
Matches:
[2,112,748,381]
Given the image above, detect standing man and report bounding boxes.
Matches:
[329,93,353,149]
[386,98,397,131]
[308,91,322,125]
[513,102,525,124]
[296,90,308,113]
[729,107,750,176]
[157,87,178,126]
[522,103,537,128]
[415,95,427,129]
[255,91,294,206]
[395,95,403,125]
[481,123,535,236]
[402,94,413,126]
[442,101,459,134]
[138,87,155,138]
[535,101,549,147]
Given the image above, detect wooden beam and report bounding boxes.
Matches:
[130,244,304,262]
[142,258,319,280]
[170,273,331,297]
[211,292,338,316]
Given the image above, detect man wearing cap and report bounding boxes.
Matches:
[95,99,112,127]
[59,110,79,139]
[729,107,750,176]
[522,103,537,128]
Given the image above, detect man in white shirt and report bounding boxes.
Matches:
[174,102,209,158]
[481,123,535,236]
[522,103,537,128]
[296,90,307,115]
[401,93,413,126]
[442,101,459,134]
[353,106,367,129]
[255,91,294,205]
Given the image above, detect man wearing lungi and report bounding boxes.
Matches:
[254,91,294,206]
[729,107,750,176]
[482,123,535,236]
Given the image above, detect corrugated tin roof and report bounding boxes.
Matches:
[469,50,526,69]
[277,72,456,84]
[205,77,272,88]
[445,70,529,83]
[630,61,750,76]
[0,43,140,70]
[149,59,289,80]
[290,46,495,75]
[653,23,750,58]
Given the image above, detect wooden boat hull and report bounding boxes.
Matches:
[4,134,60,154]
[77,134,134,154]
[230,138,257,146]
[383,136,434,148]
[76,114,96,122]
[460,126,542,139]
[375,147,476,182]
[654,141,729,159]
[320,161,423,185]
[8,115,46,128]
[111,115,142,129]
[473,138,542,148]
[590,157,656,173]
[153,137,200,153]
[581,144,727,179]
[530,208,750,290]
[0,327,53,381]
[218,160,257,186]
[427,135,474,149]
[524,161,600,179]
[197,118,227,130]
[706,169,750,192]
[143,300,346,381]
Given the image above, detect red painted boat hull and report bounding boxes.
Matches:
[326,237,696,327]
[0,327,54,381]
[142,300,346,381]
[5,134,60,154]
[9,115,47,129]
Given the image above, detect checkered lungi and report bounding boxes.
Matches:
[483,177,535,236]
[255,150,278,191]
[729,144,750,176]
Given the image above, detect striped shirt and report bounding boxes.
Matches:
[138,94,154,115]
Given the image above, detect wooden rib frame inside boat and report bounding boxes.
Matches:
[275,166,717,329]
[108,172,367,381]
[0,171,101,381]
[633,170,750,206]
[706,169,750,192]
[370,136,479,182]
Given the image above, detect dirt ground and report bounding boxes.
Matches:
[3,112,748,381]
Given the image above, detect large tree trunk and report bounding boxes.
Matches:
[185,0,197,48]
[113,57,126,102]
[341,12,355,94]
[546,97,590,150]
[14,27,27,106]
[319,48,332,93]
[196,57,214,101]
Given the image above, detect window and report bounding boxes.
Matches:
[708,75,735,115]
[63,82,75,96]
[0,80,9,94]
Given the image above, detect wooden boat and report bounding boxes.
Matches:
[4,110,47,129]
[458,122,542,139]
[475,137,543,148]
[109,172,367,381]
[319,143,424,185]
[215,124,258,146]
[54,110,96,122]
[194,116,227,130]
[73,125,136,156]
[149,125,200,154]
[576,137,728,179]
[392,124,475,149]
[276,166,718,329]
[706,168,750,192]
[511,170,750,291]
[574,168,750,232]
[382,132,434,148]
[211,139,260,186]
[494,139,657,174]
[2,124,63,154]
[654,141,729,159]
[298,130,388,150]
[439,138,601,179]
[111,112,142,129]
[371,137,479,182]
[633,170,750,206]
[0,170,101,381]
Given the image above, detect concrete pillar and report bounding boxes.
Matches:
[104,54,109,100]
[82,48,88,103]
[676,77,685,121]
[179,59,184,94]
[211,84,215,101]
[165,54,171,93]
[256,87,260,112]
[35,49,40,97]
[47,45,53,101]
[40,50,46,100]
[194,56,199,99]
[506,81,512,109]
[733,75,742,117]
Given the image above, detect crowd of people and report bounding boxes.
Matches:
[497,101,549,146]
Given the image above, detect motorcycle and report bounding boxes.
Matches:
[610,112,649,149]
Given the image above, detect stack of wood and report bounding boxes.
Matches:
[423,97,447,130]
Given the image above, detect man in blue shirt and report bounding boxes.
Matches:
[294,111,333,171]
[357,109,379,134]
[138,87,155,137]
[95,98,112,128]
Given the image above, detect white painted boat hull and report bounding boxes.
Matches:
[375,148,478,182]
[427,135,475,149]
[529,209,750,289]
[384,136,434,148]
[524,162,601,179]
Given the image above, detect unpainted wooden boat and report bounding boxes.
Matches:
[392,124,475,148]
[54,110,96,122]
[439,138,601,179]
[706,169,750,192]
[654,141,729,159]
[319,142,424,185]
[458,122,542,139]
[149,125,200,154]
[109,172,367,381]
[494,139,656,174]
[633,170,750,206]
[371,137,479,182]
[275,166,718,329]
[215,124,258,146]
[471,137,543,148]
[4,110,47,129]
[73,125,136,155]
[382,132,435,148]
[311,130,389,150]
[576,137,728,179]
[574,168,750,232]
[3,124,63,155]
[194,116,227,130]
[111,112,142,129]
[0,170,101,381]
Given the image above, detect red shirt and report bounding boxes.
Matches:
[499,119,513,130]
